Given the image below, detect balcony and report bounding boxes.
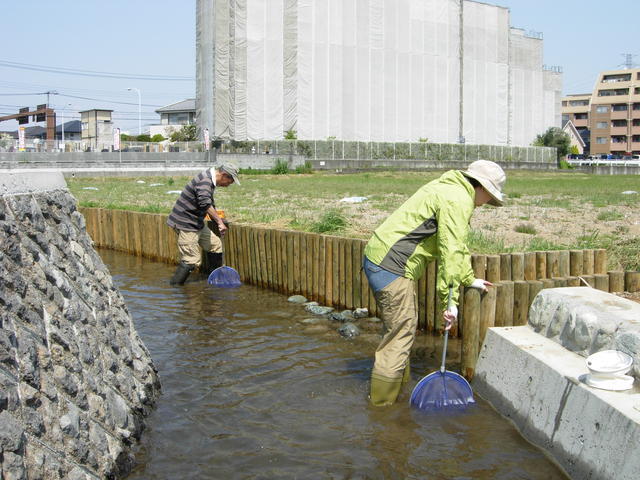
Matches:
[632,142,640,151]
[572,118,589,128]
[610,126,628,135]
[610,110,629,120]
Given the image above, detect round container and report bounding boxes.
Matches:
[584,350,634,391]
[586,350,633,377]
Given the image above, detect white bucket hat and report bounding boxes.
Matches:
[461,160,506,206]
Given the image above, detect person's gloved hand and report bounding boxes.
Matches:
[443,304,458,331]
[470,278,493,293]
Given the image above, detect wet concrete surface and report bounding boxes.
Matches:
[98,249,567,480]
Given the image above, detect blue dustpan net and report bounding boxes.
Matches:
[410,370,475,411]
[207,266,242,287]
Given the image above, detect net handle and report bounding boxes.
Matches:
[440,285,454,374]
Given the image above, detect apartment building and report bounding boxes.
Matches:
[562,68,640,156]
[561,93,590,152]
[590,69,640,156]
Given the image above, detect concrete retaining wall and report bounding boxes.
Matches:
[474,326,640,480]
[474,288,640,479]
[0,172,160,479]
[0,152,307,178]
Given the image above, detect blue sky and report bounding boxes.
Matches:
[1,0,638,133]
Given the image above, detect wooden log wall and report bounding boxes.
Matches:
[80,207,639,378]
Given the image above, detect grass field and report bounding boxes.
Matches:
[68,169,640,271]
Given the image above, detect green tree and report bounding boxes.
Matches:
[532,127,571,165]
[150,134,166,142]
[169,124,198,142]
[569,145,580,155]
[136,134,151,142]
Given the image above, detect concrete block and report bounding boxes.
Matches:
[474,326,640,480]
[529,287,640,375]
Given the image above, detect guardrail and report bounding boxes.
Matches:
[568,159,640,167]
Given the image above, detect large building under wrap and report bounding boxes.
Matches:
[196,0,561,146]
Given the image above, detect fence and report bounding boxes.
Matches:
[217,140,557,164]
[80,207,640,377]
[2,137,556,164]
[0,140,206,154]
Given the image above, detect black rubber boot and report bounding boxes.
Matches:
[206,252,224,275]
[170,262,195,285]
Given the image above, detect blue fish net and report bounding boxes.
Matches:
[410,370,475,411]
[207,266,242,288]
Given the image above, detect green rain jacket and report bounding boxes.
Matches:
[364,170,477,311]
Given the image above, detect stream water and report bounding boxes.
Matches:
[98,249,567,480]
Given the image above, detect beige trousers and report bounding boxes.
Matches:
[371,276,418,380]
[175,225,222,266]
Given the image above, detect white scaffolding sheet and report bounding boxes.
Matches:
[197,0,561,145]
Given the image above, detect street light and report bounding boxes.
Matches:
[127,87,142,135]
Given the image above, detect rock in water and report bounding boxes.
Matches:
[305,304,334,315]
[338,322,361,339]
[288,295,308,304]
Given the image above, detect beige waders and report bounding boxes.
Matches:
[370,276,418,406]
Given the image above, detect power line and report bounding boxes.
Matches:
[0,59,194,81]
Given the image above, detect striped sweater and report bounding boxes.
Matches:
[166,169,215,232]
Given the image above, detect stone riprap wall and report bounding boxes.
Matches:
[0,172,160,479]
[528,287,640,378]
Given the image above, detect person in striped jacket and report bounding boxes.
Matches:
[167,163,240,285]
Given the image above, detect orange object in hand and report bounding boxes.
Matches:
[204,210,225,221]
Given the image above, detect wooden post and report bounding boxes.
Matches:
[566,276,581,287]
[569,250,583,277]
[426,261,437,333]
[541,278,555,289]
[511,253,524,281]
[351,241,361,309]
[345,239,353,309]
[546,251,560,278]
[472,254,487,279]
[461,287,480,381]
[417,270,427,330]
[524,252,537,280]
[318,235,326,304]
[528,280,543,308]
[536,251,547,279]
[580,275,595,288]
[608,271,625,293]
[325,236,333,306]
[494,281,514,327]
[625,272,640,293]
[594,249,607,274]
[486,255,501,283]
[513,280,530,326]
[558,250,570,278]
[500,253,512,281]
[479,287,497,351]
[552,277,567,288]
[582,249,595,275]
[594,274,609,292]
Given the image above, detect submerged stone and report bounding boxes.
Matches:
[305,304,334,315]
[338,322,360,339]
[288,295,308,304]
[353,308,369,319]
[298,317,326,325]
[328,312,349,323]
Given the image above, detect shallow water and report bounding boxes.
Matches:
[98,249,567,480]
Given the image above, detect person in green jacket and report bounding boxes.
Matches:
[363,160,506,406]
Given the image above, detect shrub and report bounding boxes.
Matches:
[150,134,166,142]
[310,210,347,234]
[514,223,537,235]
[294,161,313,174]
[271,158,289,174]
